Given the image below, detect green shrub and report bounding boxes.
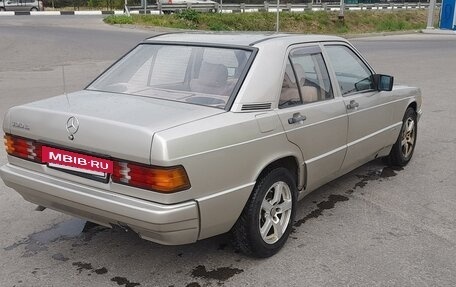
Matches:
[336,20,349,34]
[104,15,133,24]
[87,0,98,7]
[104,10,427,34]
[208,22,231,31]
[177,9,200,23]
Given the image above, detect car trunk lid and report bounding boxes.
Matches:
[5,90,224,165]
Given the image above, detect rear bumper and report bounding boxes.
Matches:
[0,163,199,245]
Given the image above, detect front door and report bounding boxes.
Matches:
[276,45,348,193]
[324,44,395,171]
[4,0,19,11]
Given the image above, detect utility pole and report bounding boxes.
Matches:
[338,0,345,20]
[426,0,436,29]
[276,0,280,32]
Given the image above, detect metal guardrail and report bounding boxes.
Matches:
[128,2,439,14]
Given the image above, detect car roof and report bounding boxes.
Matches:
[144,32,346,47]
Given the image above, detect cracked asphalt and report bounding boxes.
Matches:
[0,16,456,287]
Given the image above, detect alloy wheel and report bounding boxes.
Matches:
[401,117,415,158]
[259,181,292,244]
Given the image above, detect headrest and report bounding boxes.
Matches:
[197,62,228,87]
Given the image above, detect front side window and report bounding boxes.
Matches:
[88,44,253,109]
[325,45,374,96]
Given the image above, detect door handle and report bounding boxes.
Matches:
[288,113,306,124]
[346,100,359,109]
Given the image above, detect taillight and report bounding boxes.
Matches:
[4,134,42,163]
[112,161,190,193]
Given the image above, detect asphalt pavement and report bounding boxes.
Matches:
[1,16,456,287]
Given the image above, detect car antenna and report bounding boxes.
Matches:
[62,65,71,112]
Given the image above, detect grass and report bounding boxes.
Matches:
[104,10,432,34]
[105,14,134,24]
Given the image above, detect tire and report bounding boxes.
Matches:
[0,7,5,11]
[231,167,297,258]
[386,107,417,166]
[30,7,38,11]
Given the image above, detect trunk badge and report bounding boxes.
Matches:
[66,116,79,140]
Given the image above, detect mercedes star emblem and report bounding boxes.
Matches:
[66,116,79,140]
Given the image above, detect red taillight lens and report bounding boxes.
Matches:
[112,161,190,193]
[4,134,42,163]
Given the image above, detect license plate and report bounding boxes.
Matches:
[42,146,113,178]
[48,163,107,177]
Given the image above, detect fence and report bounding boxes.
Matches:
[127,2,439,14]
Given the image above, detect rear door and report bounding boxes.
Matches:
[323,44,394,171]
[4,0,19,11]
[276,45,348,192]
[17,0,29,11]
[16,0,26,10]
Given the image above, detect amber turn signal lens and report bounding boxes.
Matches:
[147,167,190,193]
[3,134,42,163]
[4,134,15,154]
[112,162,191,193]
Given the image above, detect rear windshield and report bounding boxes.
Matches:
[88,44,253,109]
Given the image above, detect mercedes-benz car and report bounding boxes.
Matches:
[0,0,43,11]
[0,33,422,258]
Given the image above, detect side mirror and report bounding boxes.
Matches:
[374,74,394,91]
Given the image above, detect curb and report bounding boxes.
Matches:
[0,10,124,16]
[421,28,456,35]
[109,23,425,39]
[344,29,423,39]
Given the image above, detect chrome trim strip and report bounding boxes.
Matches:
[347,122,402,147]
[286,113,347,133]
[197,182,255,202]
[305,145,346,164]
[417,109,423,122]
[173,131,286,160]
[345,96,414,115]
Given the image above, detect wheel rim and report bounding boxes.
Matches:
[259,181,292,244]
[401,117,415,158]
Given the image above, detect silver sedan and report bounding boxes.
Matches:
[0,33,422,257]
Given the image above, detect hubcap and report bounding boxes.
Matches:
[401,117,415,158]
[259,181,292,244]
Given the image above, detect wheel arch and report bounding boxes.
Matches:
[407,101,417,112]
[197,153,305,241]
[394,98,419,126]
[255,155,304,191]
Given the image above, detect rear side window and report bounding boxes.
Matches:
[290,48,333,102]
[325,45,374,96]
[279,59,301,109]
[279,46,333,109]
